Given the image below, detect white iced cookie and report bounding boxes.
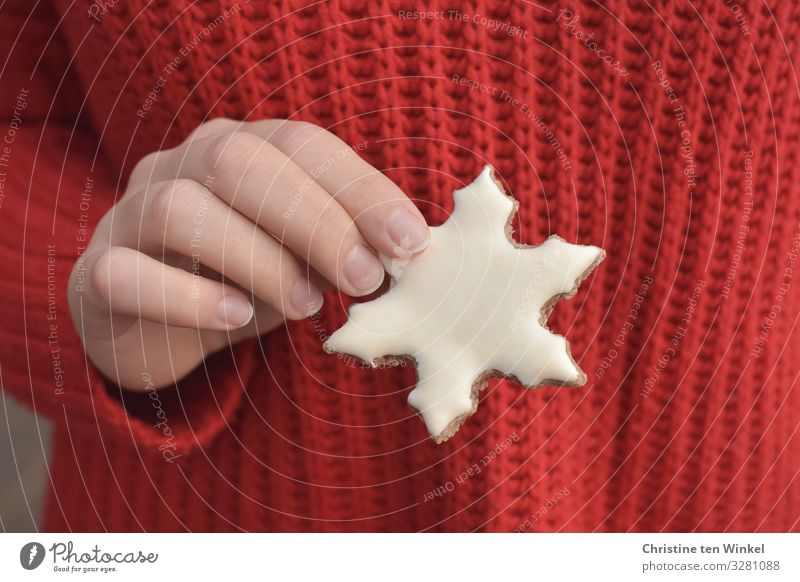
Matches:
[324,165,605,443]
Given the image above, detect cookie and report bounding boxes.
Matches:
[323,165,605,443]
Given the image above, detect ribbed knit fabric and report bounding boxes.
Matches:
[1,0,799,531]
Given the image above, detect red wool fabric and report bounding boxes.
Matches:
[1,0,799,532]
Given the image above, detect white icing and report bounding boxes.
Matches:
[324,165,604,440]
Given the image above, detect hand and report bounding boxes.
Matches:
[67,119,429,391]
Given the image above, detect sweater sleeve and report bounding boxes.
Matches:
[0,2,249,456]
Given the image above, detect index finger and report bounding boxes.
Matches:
[247,120,430,260]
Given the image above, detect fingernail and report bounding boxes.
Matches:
[344,244,384,293]
[217,295,254,328]
[386,208,429,258]
[291,277,324,316]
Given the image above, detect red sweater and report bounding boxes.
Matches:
[2,0,799,532]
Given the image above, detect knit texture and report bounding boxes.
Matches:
[1,0,799,531]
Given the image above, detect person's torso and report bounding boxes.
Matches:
[48,0,800,531]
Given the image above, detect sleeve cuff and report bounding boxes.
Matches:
[89,341,256,455]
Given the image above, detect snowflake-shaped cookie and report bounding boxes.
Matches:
[324,165,604,443]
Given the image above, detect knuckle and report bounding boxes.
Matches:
[270,120,323,155]
[146,179,201,229]
[201,131,265,177]
[196,117,238,137]
[130,151,159,177]
[127,151,163,190]
[90,247,129,300]
[182,117,240,146]
[146,181,176,217]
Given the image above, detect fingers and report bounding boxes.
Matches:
[199,297,286,356]
[111,179,324,320]
[129,119,431,301]
[126,118,241,192]
[250,120,430,259]
[174,131,386,296]
[89,246,255,330]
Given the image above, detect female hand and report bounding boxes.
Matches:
[67,119,429,391]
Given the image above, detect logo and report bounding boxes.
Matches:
[20,542,46,570]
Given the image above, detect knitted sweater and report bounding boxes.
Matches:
[1,0,799,532]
